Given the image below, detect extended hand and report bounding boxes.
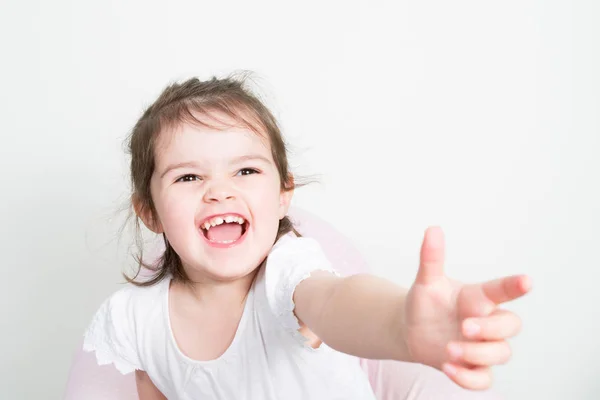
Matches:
[403,227,532,390]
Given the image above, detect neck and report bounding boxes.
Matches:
[174,268,258,309]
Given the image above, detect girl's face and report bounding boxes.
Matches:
[146,115,292,283]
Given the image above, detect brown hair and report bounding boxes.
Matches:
[124,74,302,286]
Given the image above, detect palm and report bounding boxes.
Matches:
[405,276,463,368]
[401,227,531,389]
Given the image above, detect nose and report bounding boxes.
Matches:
[202,180,236,203]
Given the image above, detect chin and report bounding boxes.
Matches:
[178,225,277,282]
[201,261,262,282]
[186,247,268,280]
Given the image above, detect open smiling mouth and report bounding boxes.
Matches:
[200,214,249,247]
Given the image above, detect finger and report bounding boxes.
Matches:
[462,310,522,340]
[442,363,493,391]
[457,276,531,318]
[482,275,532,305]
[447,340,512,366]
[457,284,497,318]
[415,226,445,285]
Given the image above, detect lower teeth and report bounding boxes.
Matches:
[201,223,247,244]
[211,239,235,244]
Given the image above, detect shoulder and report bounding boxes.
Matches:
[266,232,338,281]
[268,233,329,265]
[102,279,168,316]
[83,278,170,374]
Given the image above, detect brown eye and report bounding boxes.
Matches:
[237,168,259,176]
[175,174,202,183]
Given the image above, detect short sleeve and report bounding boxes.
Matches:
[264,234,340,334]
[83,286,143,375]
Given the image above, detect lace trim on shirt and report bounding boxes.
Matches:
[277,268,341,344]
[270,237,341,343]
[82,297,141,375]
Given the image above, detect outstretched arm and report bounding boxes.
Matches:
[294,227,531,390]
[294,271,410,360]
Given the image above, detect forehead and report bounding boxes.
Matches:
[154,112,272,165]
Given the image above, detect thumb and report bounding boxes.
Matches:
[415,226,446,285]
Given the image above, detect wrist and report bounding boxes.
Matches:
[389,293,414,363]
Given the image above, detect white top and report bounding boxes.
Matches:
[83,234,376,399]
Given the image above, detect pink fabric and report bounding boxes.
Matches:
[65,207,502,399]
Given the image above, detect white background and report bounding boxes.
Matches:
[1,0,598,399]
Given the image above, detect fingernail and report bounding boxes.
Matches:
[443,363,457,376]
[521,275,533,292]
[448,343,462,359]
[464,319,481,337]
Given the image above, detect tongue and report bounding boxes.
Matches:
[206,223,243,242]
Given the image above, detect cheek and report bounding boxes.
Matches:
[245,180,283,224]
[251,179,282,206]
[158,191,197,228]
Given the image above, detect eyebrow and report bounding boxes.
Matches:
[159,154,272,178]
[230,154,272,165]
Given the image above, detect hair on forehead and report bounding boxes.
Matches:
[155,106,271,153]
[151,75,274,141]
[167,102,266,142]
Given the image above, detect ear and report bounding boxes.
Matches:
[132,194,164,234]
[278,174,294,219]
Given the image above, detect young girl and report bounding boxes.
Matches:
[84,75,531,399]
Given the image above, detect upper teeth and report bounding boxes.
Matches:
[202,215,246,230]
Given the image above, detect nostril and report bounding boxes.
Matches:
[204,190,236,202]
